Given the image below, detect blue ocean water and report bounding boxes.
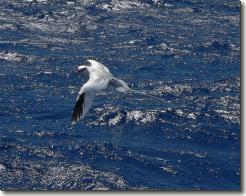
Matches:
[0,0,240,190]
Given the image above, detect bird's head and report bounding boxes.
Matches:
[77,65,87,73]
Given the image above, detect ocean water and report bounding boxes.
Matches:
[0,0,240,191]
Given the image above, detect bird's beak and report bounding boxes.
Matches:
[77,65,85,74]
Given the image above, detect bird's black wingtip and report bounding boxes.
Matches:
[71,92,85,125]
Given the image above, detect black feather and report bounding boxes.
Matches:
[72,92,85,123]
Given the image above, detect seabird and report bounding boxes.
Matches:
[72,59,165,124]
[72,60,131,124]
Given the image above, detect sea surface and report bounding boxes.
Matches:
[0,0,240,191]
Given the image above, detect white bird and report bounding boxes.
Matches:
[72,59,131,124]
[72,59,165,124]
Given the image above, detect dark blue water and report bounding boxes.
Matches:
[0,0,240,191]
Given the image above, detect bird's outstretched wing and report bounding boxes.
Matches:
[72,85,96,124]
[72,74,110,124]
[87,59,110,75]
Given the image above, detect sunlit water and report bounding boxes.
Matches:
[0,0,240,190]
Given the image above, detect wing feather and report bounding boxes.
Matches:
[72,87,96,124]
[72,92,85,123]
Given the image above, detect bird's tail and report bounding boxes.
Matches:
[110,75,166,103]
